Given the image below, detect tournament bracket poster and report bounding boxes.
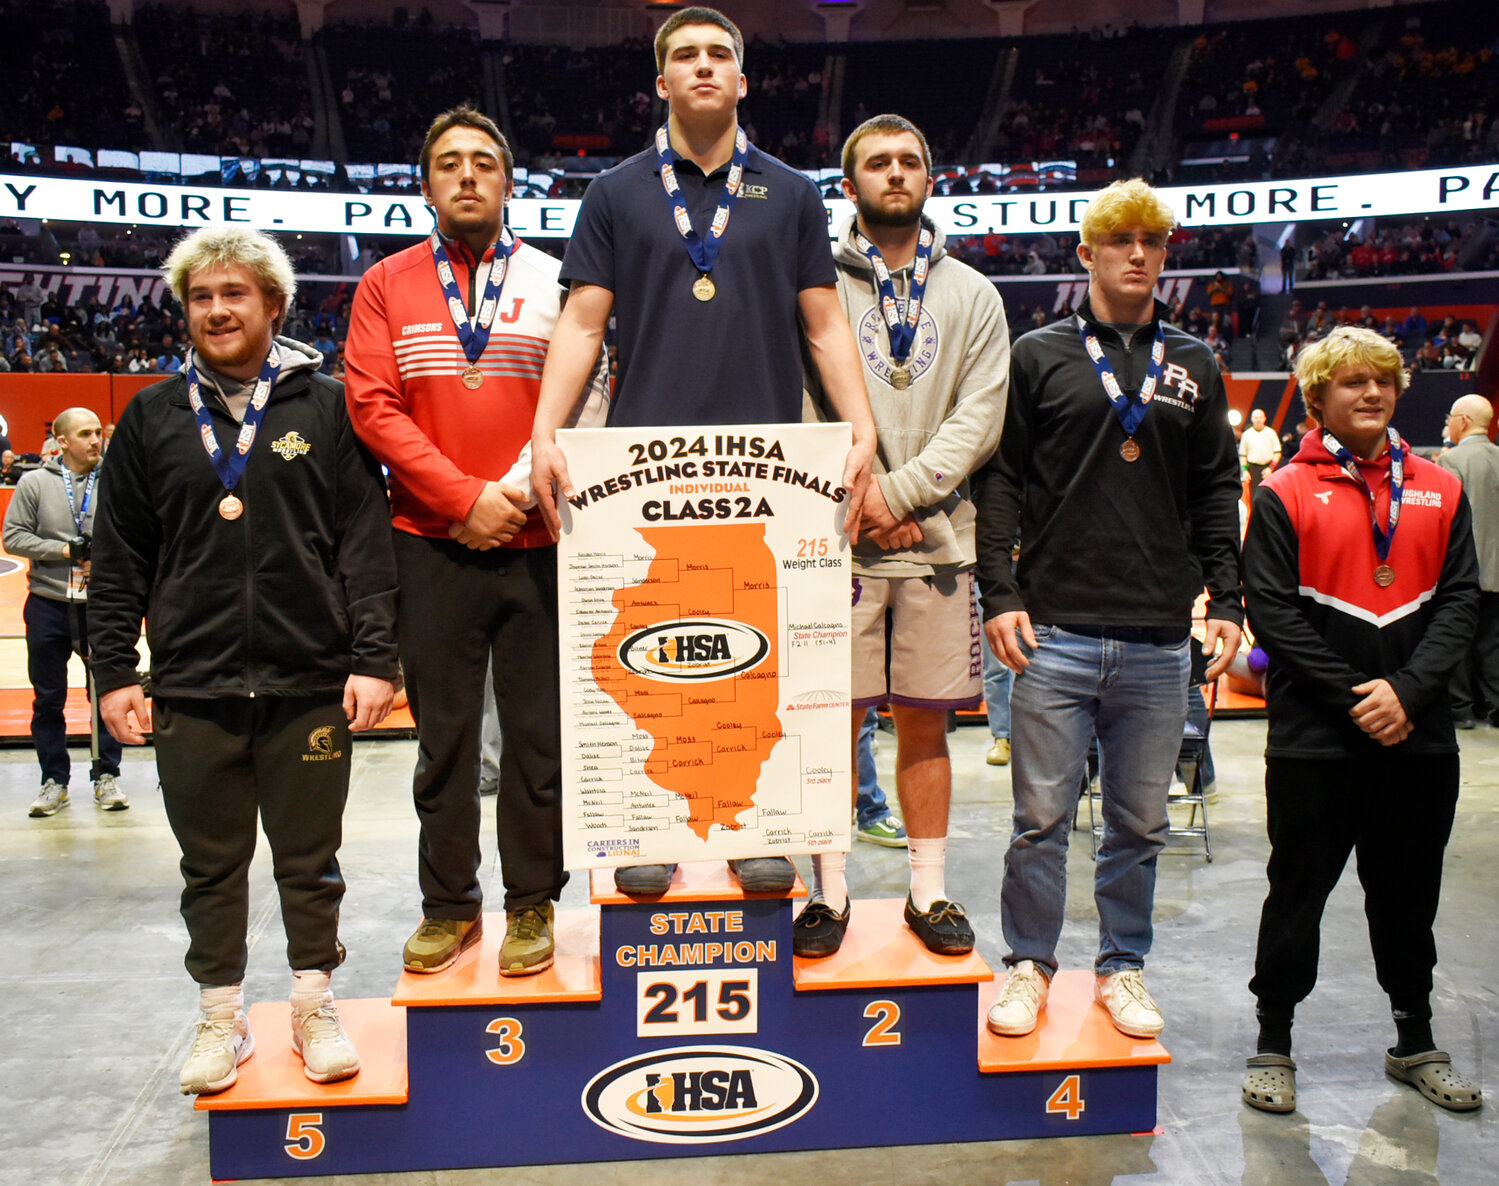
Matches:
[557,423,853,870]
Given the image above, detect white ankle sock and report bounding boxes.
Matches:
[290,969,333,1013]
[811,852,848,913]
[199,983,244,1020]
[908,837,947,912]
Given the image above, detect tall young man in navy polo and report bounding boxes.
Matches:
[531,6,877,896]
[977,179,1244,1041]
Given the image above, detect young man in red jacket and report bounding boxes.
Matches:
[1241,326,1483,1115]
[345,106,607,977]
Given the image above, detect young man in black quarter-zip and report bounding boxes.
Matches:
[88,227,399,1098]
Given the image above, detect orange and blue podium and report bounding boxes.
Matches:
[197,864,1168,1178]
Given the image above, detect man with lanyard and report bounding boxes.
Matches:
[977,179,1243,1040]
[88,226,399,1094]
[797,114,1008,957]
[345,107,609,975]
[1437,394,1499,729]
[529,6,877,897]
[1240,326,1482,1114]
[3,406,126,816]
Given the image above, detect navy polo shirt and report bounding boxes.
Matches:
[560,142,835,428]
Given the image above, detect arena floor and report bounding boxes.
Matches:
[2,713,1494,1185]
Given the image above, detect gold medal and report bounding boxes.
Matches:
[692,274,716,302]
[1120,439,1141,462]
[891,365,911,390]
[219,494,243,521]
[1374,564,1395,587]
[461,366,484,389]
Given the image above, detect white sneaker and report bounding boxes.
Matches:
[28,780,69,817]
[291,995,360,1083]
[987,960,1049,1036]
[94,773,130,811]
[180,1013,254,1095]
[1095,968,1164,1038]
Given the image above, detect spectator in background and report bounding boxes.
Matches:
[1438,394,1499,731]
[1400,307,1428,340]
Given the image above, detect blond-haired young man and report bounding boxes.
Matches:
[977,178,1244,1040]
[89,226,399,1095]
[1240,326,1482,1114]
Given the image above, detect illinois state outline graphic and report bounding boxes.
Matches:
[593,523,783,840]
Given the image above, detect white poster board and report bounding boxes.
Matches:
[557,423,853,870]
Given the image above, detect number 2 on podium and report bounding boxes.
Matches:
[1045,1074,1085,1120]
[861,1000,902,1046]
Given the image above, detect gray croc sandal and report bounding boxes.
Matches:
[1385,1050,1483,1112]
[1243,1053,1297,1113]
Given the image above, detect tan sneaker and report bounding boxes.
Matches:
[987,959,1049,1036]
[1095,968,1164,1038]
[180,1013,254,1095]
[402,916,482,973]
[986,738,1011,766]
[291,996,360,1084]
[499,902,555,976]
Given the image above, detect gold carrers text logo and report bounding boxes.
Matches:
[303,725,343,762]
[271,431,312,461]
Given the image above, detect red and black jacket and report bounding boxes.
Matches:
[1245,428,1479,758]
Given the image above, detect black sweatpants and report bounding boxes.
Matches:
[1249,752,1459,1019]
[394,532,565,917]
[1449,590,1499,722]
[154,695,350,986]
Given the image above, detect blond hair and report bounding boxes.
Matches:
[163,227,296,333]
[1079,178,1175,247]
[1295,326,1409,421]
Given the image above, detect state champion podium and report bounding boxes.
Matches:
[197,863,1168,1179]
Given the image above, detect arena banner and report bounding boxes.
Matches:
[4,161,1498,237]
[556,423,853,870]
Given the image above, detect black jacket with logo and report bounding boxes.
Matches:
[974,296,1244,629]
[89,341,400,699]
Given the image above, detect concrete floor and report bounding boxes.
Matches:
[2,716,1494,1186]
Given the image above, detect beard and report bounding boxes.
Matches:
[856,192,924,229]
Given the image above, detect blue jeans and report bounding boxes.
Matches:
[855,707,892,827]
[1002,625,1190,976]
[983,645,1012,739]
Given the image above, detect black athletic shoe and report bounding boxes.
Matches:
[903,897,975,955]
[792,899,850,958]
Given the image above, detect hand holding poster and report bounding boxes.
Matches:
[557,423,853,870]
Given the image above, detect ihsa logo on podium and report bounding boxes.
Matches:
[582,1045,818,1143]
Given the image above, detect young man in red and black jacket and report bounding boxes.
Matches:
[1241,325,1483,1115]
[345,107,608,978]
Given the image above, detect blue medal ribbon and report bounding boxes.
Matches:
[1078,319,1167,439]
[1319,425,1404,564]
[60,464,98,535]
[854,220,935,364]
[654,124,749,278]
[429,228,514,365]
[186,347,280,494]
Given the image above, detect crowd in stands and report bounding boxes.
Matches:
[134,4,315,161]
[1277,298,1487,371]
[1300,218,1497,280]
[0,0,134,148]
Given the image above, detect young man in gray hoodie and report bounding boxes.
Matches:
[798,114,1010,957]
[3,406,127,816]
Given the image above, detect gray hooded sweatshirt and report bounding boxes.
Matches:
[805,214,1010,577]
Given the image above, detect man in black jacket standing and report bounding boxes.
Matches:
[978,179,1243,1042]
[89,227,399,1096]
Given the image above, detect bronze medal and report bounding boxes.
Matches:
[1120,438,1142,462]
[891,365,911,390]
[1374,564,1395,587]
[461,365,484,390]
[692,274,716,302]
[218,494,243,521]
